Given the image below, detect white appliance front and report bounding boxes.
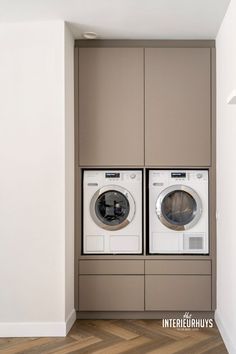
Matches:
[149,170,209,254]
[83,170,142,254]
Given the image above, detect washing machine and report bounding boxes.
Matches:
[83,170,143,254]
[149,170,209,254]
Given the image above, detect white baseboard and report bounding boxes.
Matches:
[0,309,76,337]
[65,309,76,334]
[215,311,236,354]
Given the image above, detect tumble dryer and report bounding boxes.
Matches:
[83,170,142,254]
[149,170,209,254]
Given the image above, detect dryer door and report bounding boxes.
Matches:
[156,185,202,231]
[90,186,135,231]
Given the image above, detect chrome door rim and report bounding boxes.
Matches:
[156,185,202,231]
[90,185,136,231]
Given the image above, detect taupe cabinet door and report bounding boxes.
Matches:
[79,275,144,311]
[145,275,211,311]
[79,48,144,166]
[145,48,211,166]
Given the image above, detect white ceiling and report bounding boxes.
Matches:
[0,0,230,39]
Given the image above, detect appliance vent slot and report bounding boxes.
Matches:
[189,237,203,250]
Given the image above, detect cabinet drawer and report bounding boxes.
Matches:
[145,260,211,275]
[79,260,144,275]
[79,275,144,311]
[145,275,211,311]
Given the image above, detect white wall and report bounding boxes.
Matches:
[0,21,75,336]
[216,1,236,352]
[64,24,75,326]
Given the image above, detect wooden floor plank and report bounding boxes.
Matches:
[146,337,206,354]
[21,337,76,354]
[202,343,228,354]
[89,320,139,340]
[0,338,52,354]
[134,320,190,340]
[91,335,151,354]
[113,319,170,340]
[174,335,226,354]
[46,336,102,354]
[0,338,36,351]
[122,335,174,354]
[0,319,228,354]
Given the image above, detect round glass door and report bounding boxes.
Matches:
[90,186,135,230]
[95,190,130,226]
[156,185,202,231]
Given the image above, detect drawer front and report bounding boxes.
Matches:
[145,275,211,311]
[79,275,144,311]
[79,260,144,275]
[145,260,211,275]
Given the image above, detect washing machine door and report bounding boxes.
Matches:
[156,185,202,231]
[90,186,135,231]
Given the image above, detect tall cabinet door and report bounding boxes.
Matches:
[145,48,211,166]
[78,48,144,166]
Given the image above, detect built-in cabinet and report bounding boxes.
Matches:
[75,41,215,315]
[78,46,212,167]
[78,260,212,311]
[145,48,211,166]
[145,275,211,311]
[79,275,144,311]
[79,260,145,311]
[145,261,211,311]
[78,48,144,166]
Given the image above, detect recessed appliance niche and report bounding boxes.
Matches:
[148,170,209,254]
[83,170,143,254]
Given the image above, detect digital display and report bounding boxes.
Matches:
[105,172,120,178]
[171,172,186,178]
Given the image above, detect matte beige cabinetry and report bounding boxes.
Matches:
[79,260,144,275]
[78,259,212,312]
[145,48,211,166]
[75,41,216,315]
[79,275,144,311]
[145,261,212,311]
[78,261,145,311]
[145,275,211,311]
[145,260,211,275]
[78,48,144,166]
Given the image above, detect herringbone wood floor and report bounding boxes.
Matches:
[0,320,228,354]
